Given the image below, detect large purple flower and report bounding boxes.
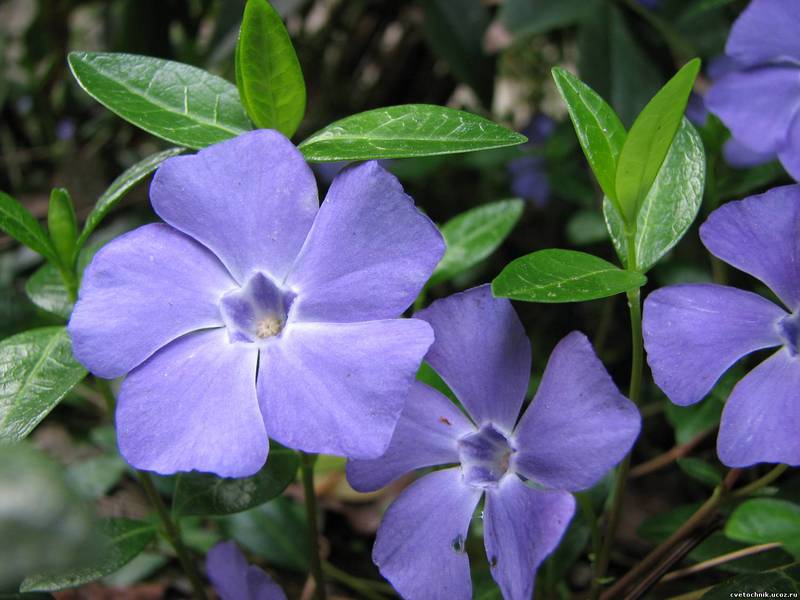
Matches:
[705,0,800,179]
[643,185,800,467]
[347,285,640,600]
[68,130,443,477]
[206,541,286,600]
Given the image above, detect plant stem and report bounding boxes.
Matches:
[660,542,782,583]
[138,472,207,599]
[629,427,715,479]
[734,464,789,497]
[322,562,392,600]
[300,452,327,600]
[58,265,79,304]
[576,493,602,569]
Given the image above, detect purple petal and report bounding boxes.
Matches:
[373,468,482,600]
[286,162,444,323]
[68,224,235,379]
[685,92,708,127]
[717,349,800,467]
[706,66,800,155]
[207,542,287,600]
[700,186,800,309]
[483,477,575,600]
[416,285,530,432]
[723,138,776,169]
[725,0,800,66]
[258,319,434,458]
[513,332,640,492]
[117,329,266,477]
[150,130,318,284]
[346,382,474,492]
[778,112,800,181]
[643,284,786,406]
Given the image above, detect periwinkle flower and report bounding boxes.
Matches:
[347,285,640,600]
[507,115,554,207]
[68,130,444,477]
[706,0,800,179]
[643,185,800,467]
[206,541,286,600]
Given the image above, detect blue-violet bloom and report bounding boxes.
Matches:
[507,115,554,207]
[706,0,800,179]
[347,285,641,600]
[643,184,800,467]
[68,130,443,477]
[207,541,286,600]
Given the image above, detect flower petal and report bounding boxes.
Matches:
[706,67,800,155]
[778,112,800,181]
[723,138,775,169]
[513,332,640,491]
[117,329,266,477]
[643,284,786,407]
[718,349,800,467]
[150,130,318,283]
[346,382,474,492]
[286,161,444,323]
[245,566,287,600]
[416,285,530,432]
[483,477,575,600]
[258,319,434,458]
[68,224,236,379]
[700,186,800,309]
[206,542,250,600]
[373,468,481,600]
[725,0,800,66]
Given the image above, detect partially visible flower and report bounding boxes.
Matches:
[206,541,286,600]
[643,185,800,467]
[69,130,444,477]
[347,285,640,600]
[706,0,800,179]
[507,115,554,207]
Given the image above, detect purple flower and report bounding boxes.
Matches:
[68,130,444,476]
[206,541,286,600]
[643,185,800,467]
[507,115,554,207]
[706,0,800,179]
[347,285,640,600]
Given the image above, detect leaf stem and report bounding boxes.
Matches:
[138,471,207,599]
[660,542,783,583]
[300,452,327,600]
[733,464,789,498]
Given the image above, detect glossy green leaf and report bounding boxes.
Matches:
[236,0,305,136]
[0,327,87,442]
[492,249,646,303]
[615,58,701,223]
[430,199,524,286]
[726,499,800,559]
[700,565,800,599]
[604,119,705,272]
[298,104,527,161]
[68,52,251,149]
[676,458,723,488]
[173,444,298,517]
[47,189,78,269]
[0,191,58,263]
[500,0,602,35]
[77,147,184,249]
[26,244,101,320]
[21,519,156,592]
[552,67,626,204]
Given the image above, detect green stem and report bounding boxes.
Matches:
[576,493,601,569]
[300,452,327,600]
[138,472,207,599]
[322,562,392,600]
[734,464,789,497]
[58,264,78,304]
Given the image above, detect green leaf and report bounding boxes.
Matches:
[726,499,800,559]
[77,147,184,249]
[492,249,646,303]
[566,210,608,246]
[500,0,602,35]
[0,191,58,263]
[700,565,800,598]
[664,395,722,445]
[68,52,251,149]
[173,444,298,517]
[0,327,87,442]
[676,457,723,488]
[236,0,306,136]
[20,519,156,592]
[430,199,524,286]
[66,455,127,499]
[552,67,626,204]
[25,243,101,320]
[47,189,78,269]
[615,58,701,224]
[298,104,527,161]
[604,118,705,272]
